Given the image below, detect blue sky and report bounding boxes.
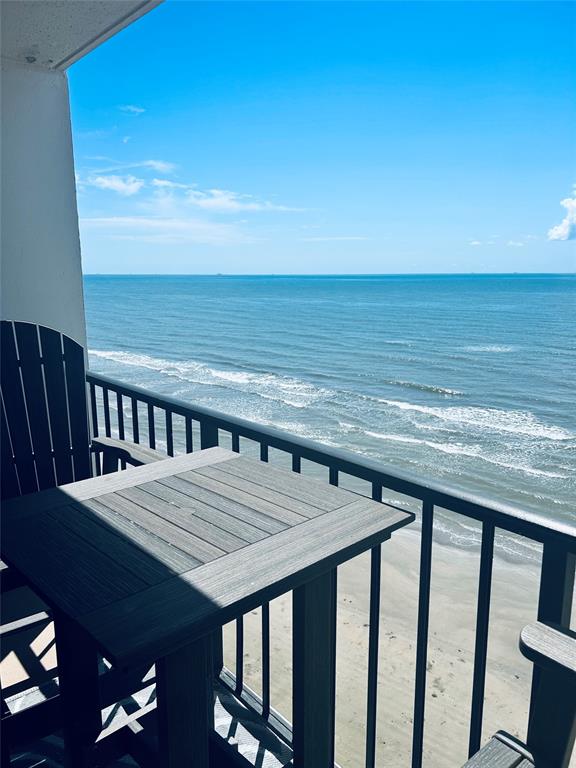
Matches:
[69,1,576,274]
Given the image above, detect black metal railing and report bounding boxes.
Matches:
[86,370,576,768]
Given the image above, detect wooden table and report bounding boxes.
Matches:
[2,446,413,767]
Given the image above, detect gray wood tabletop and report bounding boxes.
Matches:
[2,446,413,670]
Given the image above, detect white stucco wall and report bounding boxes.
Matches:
[0,60,86,347]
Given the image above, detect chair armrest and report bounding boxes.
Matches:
[461,732,534,767]
[91,436,167,466]
[520,622,576,678]
[0,560,27,592]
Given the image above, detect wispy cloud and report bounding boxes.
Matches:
[87,175,145,196]
[93,160,177,174]
[301,236,370,242]
[119,105,145,115]
[80,216,254,245]
[78,165,299,247]
[468,234,536,248]
[548,190,576,241]
[149,179,300,213]
[139,160,176,173]
[185,188,297,212]
[152,179,190,190]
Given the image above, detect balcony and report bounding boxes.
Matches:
[4,365,573,768]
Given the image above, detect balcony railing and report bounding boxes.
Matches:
[86,370,576,768]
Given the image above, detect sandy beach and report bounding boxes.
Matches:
[225,524,574,768]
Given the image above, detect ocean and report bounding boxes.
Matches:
[85,274,575,559]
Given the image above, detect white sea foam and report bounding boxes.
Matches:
[463,345,515,353]
[89,349,325,409]
[391,380,463,396]
[364,431,569,478]
[376,399,573,441]
[366,431,480,456]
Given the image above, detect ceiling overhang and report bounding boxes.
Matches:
[1,0,162,71]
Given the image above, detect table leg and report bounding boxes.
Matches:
[53,611,101,768]
[292,568,337,768]
[155,634,213,768]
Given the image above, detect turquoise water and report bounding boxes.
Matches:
[85,274,575,552]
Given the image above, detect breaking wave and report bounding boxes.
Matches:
[388,380,463,396]
[364,432,569,478]
[376,400,573,441]
[89,349,325,409]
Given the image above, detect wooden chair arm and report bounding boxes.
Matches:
[0,561,27,593]
[91,436,167,467]
[520,622,576,679]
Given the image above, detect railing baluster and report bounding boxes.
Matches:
[292,453,301,473]
[330,569,338,764]
[536,543,575,627]
[411,500,434,768]
[200,420,218,449]
[468,521,495,757]
[365,544,382,768]
[235,616,244,694]
[102,388,111,437]
[262,602,271,718]
[131,397,139,444]
[166,410,174,457]
[89,382,99,438]
[116,392,125,441]
[185,417,193,453]
[260,442,269,462]
[94,448,102,476]
[232,432,240,453]
[147,403,156,449]
[329,466,338,486]
[529,545,575,723]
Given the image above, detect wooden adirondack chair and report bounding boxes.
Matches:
[463,622,576,768]
[0,319,164,761]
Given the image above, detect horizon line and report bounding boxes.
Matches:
[83,271,575,277]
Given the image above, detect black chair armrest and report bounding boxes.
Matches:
[91,436,167,467]
[520,622,576,679]
[0,561,27,593]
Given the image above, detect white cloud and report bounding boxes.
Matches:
[139,160,176,173]
[80,216,253,245]
[91,160,177,174]
[148,180,298,213]
[152,178,190,189]
[469,235,536,247]
[301,236,370,242]
[122,136,131,144]
[548,192,576,241]
[185,188,296,212]
[87,174,145,196]
[119,105,145,115]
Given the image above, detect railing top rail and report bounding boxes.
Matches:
[87,370,576,551]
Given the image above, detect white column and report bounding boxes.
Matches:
[0,59,86,347]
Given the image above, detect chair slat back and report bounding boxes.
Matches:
[1,321,91,500]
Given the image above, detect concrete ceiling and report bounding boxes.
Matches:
[1,0,162,70]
